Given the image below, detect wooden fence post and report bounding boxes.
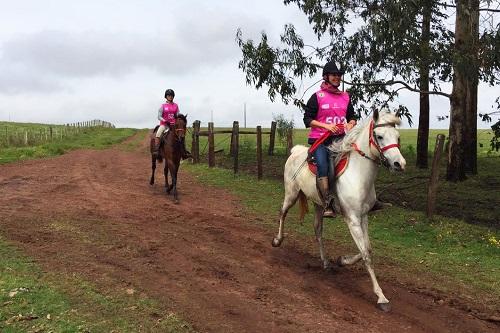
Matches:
[257,126,263,179]
[192,120,201,164]
[230,121,238,156]
[208,122,215,167]
[427,134,446,218]
[268,121,276,156]
[286,130,293,156]
[233,121,239,174]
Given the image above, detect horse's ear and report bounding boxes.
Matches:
[373,109,379,123]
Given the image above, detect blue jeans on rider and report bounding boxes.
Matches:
[308,138,332,178]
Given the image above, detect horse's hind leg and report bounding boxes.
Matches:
[272,186,300,247]
[150,155,156,185]
[346,214,390,311]
[313,204,330,269]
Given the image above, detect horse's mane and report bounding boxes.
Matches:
[333,110,401,158]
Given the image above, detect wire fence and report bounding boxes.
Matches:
[0,120,115,148]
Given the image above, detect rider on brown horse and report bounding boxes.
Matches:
[153,89,191,159]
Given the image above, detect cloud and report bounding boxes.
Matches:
[0,62,64,94]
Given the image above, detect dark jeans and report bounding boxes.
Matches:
[309,140,330,178]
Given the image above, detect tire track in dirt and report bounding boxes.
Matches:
[0,133,497,333]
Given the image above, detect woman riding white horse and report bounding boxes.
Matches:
[272,108,406,311]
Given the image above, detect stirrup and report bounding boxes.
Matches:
[323,206,336,218]
[323,202,337,218]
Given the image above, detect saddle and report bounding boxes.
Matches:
[307,154,349,178]
[307,127,349,177]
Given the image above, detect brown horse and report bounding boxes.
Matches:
[149,113,188,203]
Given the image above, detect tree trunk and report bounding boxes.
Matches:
[416,0,432,169]
[446,0,479,182]
[464,2,479,175]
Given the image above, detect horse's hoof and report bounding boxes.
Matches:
[174,199,179,204]
[376,302,391,312]
[271,238,282,247]
[323,261,332,270]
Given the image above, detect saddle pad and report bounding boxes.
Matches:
[308,154,349,178]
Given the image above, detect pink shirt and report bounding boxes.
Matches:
[159,102,179,126]
[308,90,349,139]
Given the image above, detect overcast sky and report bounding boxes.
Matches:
[0,0,497,129]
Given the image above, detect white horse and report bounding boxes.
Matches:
[272,109,406,311]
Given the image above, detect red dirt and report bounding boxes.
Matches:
[0,134,498,333]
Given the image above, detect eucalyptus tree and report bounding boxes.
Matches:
[236,0,500,181]
[237,0,453,170]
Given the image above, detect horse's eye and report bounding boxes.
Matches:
[377,135,383,140]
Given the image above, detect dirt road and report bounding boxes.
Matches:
[0,134,497,332]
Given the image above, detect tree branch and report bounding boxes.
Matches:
[343,79,452,98]
[435,1,500,12]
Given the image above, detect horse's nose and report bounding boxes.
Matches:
[394,158,406,171]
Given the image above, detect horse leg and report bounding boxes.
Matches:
[346,214,390,311]
[150,155,156,185]
[271,187,300,247]
[336,253,363,267]
[336,213,363,266]
[164,162,170,193]
[313,203,330,269]
[171,161,179,203]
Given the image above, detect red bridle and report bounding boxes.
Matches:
[352,120,400,166]
[369,120,400,152]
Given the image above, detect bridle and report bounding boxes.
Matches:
[351,120,400,168]
[171,121,186,142]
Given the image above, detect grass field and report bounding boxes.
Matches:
[0,122,137,164]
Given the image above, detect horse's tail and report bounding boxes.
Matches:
[298,190,308,223]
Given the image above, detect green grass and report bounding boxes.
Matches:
[183,163,500,312]
[0,236,193,333]
[0,123,137,164]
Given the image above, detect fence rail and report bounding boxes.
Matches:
[0,119,115,148]
[191,120,292,180]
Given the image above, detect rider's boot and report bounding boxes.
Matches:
[317,176,335,218]
[153,137,160,157]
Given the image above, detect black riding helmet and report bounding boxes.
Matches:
[164,89,175,98]
[322,60,345,76]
